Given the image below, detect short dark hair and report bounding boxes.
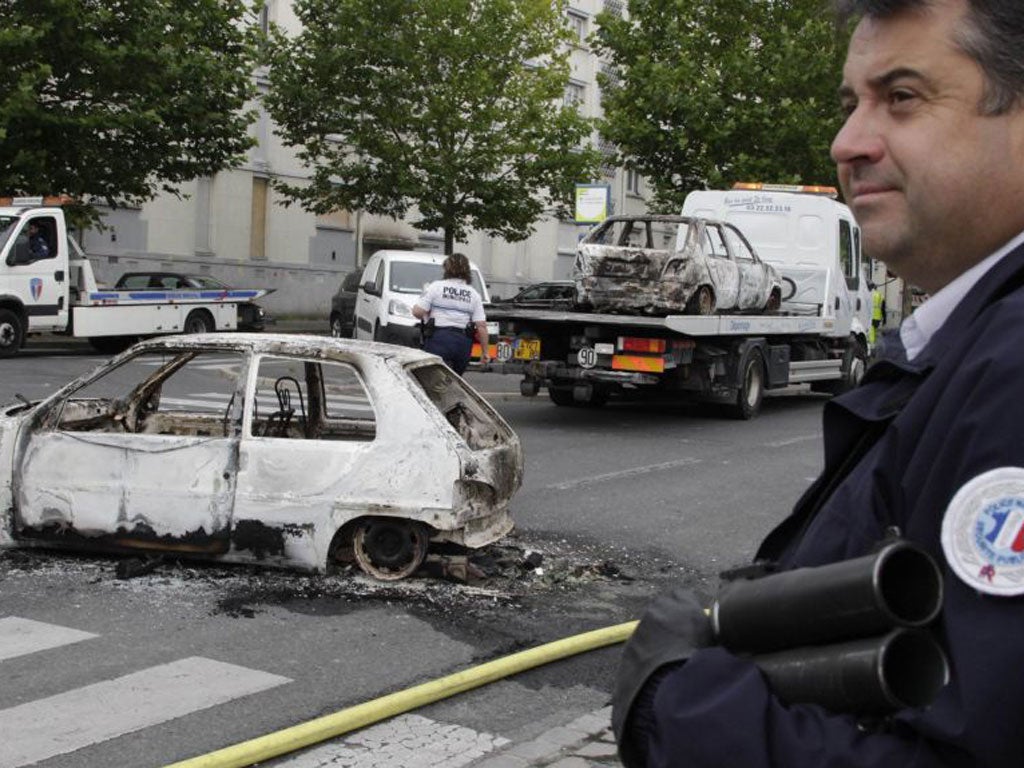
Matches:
[835,0,1024,114]
[443,252,471,283]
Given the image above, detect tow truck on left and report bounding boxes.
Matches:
[0,196,269,356]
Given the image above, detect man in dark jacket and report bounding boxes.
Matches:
[27,221,49,260]
[612,1,1024,766]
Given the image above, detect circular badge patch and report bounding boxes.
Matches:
[942,467,1024,596]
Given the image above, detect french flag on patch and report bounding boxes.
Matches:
[30,278,43,301]
[987,508,1024,552]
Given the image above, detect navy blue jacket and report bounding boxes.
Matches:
[644,243,1024,767]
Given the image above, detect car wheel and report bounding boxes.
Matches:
[763,288,782,312]
[351,518,429,580]
[0,309,24,357]
[687,285,716,315]
[184,309,215,335]
[330,314,344,338]
[729,347,764,420]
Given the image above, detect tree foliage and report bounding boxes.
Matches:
[592,0,847,211]
[264,0,601,253]
[0,0,259,224]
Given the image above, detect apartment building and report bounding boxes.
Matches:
[78,0,649,316]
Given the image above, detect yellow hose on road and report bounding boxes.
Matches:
[165,620,639,768]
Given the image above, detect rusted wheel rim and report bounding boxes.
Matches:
[697,286,714,315]
[352,519,429,580]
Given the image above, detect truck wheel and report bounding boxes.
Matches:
[687,285,716,315]
[811,338,867,396]
[0,309,24,357]
[548,385,577,407]
[730,348,765,420]
[184,309,215,335]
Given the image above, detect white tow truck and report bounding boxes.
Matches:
[487,185,871,419]
[0,197,269,356]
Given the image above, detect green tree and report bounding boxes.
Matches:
[0,0,259,224]
[264,0,601,255]
[593,0,847,211]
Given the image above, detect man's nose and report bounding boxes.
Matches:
[831,105,885,166]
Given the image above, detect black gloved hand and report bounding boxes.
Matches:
[612,585,713,768]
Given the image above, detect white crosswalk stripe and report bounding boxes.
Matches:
[0,616,516,768]
[0,619,292,768]
[0,617,97,662]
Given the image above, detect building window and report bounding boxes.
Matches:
[626,168,643,197]
[564,82,585,108]
[258,3,270,35]
[251,177,268,260]
[597,138,618,178]
[598,61,621,89]
[603,0,625,18]
[566,11,587,44]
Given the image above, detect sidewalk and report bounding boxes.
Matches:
[467,706,620,768]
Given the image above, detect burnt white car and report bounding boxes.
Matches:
[0,334,523,580]
[574,214,783,315]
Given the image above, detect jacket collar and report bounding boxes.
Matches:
[838,240,1024,422]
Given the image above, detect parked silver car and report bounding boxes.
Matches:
[574,214,783,315]
[0,335,523,580]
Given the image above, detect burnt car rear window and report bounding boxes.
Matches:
[410,364,511,450]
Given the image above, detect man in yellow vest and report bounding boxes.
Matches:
[869,282,885,346]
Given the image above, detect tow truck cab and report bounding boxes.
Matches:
[0,196,80,352]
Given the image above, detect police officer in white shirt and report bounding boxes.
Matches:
[412,253,489,375]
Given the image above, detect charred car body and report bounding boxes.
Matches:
[574,214,782,316]
[0,335,523,580]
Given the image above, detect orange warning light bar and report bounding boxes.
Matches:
[731,182,838,198]
[0,195,76,207]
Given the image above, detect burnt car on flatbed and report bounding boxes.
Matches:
[574,214,782,316]
[0,334,523,580]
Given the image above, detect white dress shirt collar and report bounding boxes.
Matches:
[900,229,1024,361]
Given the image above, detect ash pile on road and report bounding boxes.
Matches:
[0,532,699,622]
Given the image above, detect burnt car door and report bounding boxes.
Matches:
[12,348,247,553]
[702,223,740,309]
[722,224,773,310]
[232,354,385,569]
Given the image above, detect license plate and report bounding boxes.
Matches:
[496,338,541,362]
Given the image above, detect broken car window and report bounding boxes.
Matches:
[250,356,375,441]
[51,350,245,435]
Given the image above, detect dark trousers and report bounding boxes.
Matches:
[424,327,473,374]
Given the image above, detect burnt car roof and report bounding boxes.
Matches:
[128,333,437,365]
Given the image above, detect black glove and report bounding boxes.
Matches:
[612,586,713,768]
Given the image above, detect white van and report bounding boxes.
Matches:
[353,250,492,347]
[682,184,872,344]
